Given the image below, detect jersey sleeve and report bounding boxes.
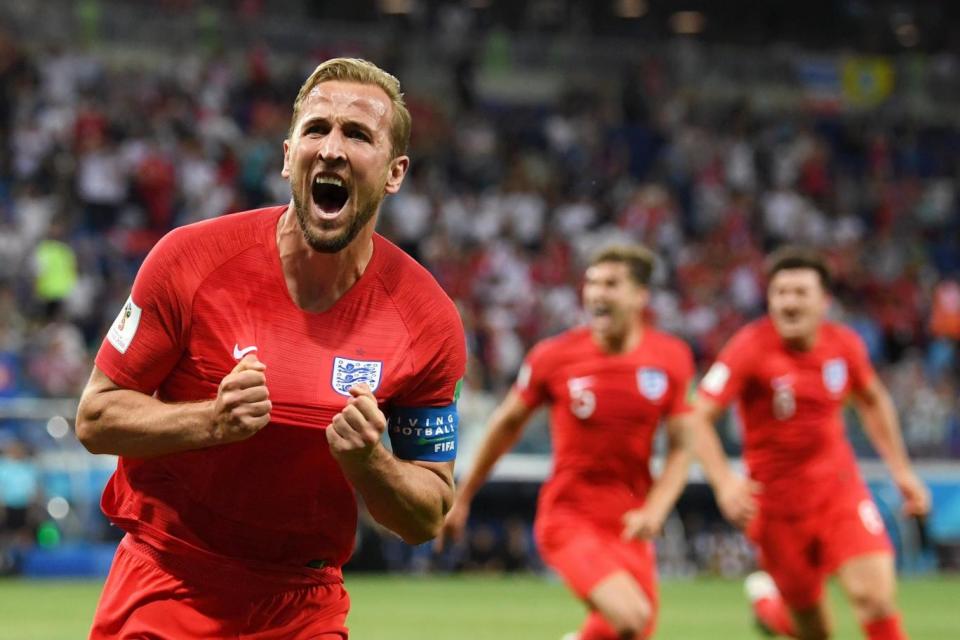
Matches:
[512,340,552,410]
[387,300,467,462]
[844,327,876,393]
[666,341,696,417]
[698,327,753,407]
[94,232,191,394]
[392,304,466,408]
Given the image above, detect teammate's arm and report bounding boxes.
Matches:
[75,358,271,458]
[622,413,691,539]
[850,375,930,516]
[436,390,536,549]
[688,395,759,528]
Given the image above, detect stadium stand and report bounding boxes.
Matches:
[0,0,957,577]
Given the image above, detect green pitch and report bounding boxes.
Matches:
[0,574,957,639]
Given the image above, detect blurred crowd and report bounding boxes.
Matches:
[0,2,957,578]
[0,11,958,464]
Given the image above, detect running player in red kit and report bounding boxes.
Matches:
[76,58,465,639]
[440,245,695,640]
[691,247,930,640]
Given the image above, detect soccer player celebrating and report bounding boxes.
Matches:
[440,245,695,640]
[691,246,930,640]
[76,58,465,639]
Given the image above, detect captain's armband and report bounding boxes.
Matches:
[387,404,458,462]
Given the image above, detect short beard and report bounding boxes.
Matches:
[292,189,381,254]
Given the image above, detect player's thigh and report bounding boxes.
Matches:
[249,581,350,639]
[587,569,654,637]
[537,521,616,598]
[538,522,656,634]
[537,521,655,601]
[749,513,825,611]
[823,494,897,616]
[92,540,350,640]
[834,552,897,621]
[822,495,893,574]
[90,542,224,639]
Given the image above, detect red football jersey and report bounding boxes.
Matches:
[515,327,695,531]
[698,318,874,515]
[95,206,465,573]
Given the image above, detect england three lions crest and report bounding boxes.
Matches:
[637,367,668,401]
[822,358,847,395]
[332,357,383,396]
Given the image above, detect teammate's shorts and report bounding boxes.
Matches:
[746,486,893,610]
[89,535,350,639]
[535,517,658,628]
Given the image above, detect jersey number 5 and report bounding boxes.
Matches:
[568,378,596,420]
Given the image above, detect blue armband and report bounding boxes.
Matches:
[387,403,458,462]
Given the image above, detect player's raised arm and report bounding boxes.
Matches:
[850,375,930,517]
[689,394,759,529]
[437,389,535,550]
[76,356,272,458]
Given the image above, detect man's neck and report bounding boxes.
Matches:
[593,319,643,354]
[781,327,818,352]
[276,206,376,313]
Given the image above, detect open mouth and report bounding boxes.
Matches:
[312,175,349,215]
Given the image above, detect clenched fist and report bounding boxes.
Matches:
[716,475,761,529]
[894,469,931,517]
[621,506,668,540]
[327,384,386,464]
[435,498,470,552]
[210,354,271,443]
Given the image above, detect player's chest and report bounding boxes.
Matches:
[180,292,412,409]
[752,352,850,419]
[546,358,673,423]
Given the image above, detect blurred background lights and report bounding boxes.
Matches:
[46,415,70,439]
[378,0,415,15]
[36,522,61,548]
[47,496,70,520]
[614,0,648,19]
[670,10,706,35]
[896,23,919,47]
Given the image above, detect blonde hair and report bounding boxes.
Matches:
[590,244,656,286]
[289,58,411,158]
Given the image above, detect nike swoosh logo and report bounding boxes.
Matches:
[233,344,258,359]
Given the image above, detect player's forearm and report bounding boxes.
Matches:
[689,414,737,490]
[76,387,216,458]
[340,446,454,544]
[857,389,913,478]
[456,414,526,504]
[644,445,691,519]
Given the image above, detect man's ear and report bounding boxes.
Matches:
[281,139,291,179]
[384,155,410,194]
